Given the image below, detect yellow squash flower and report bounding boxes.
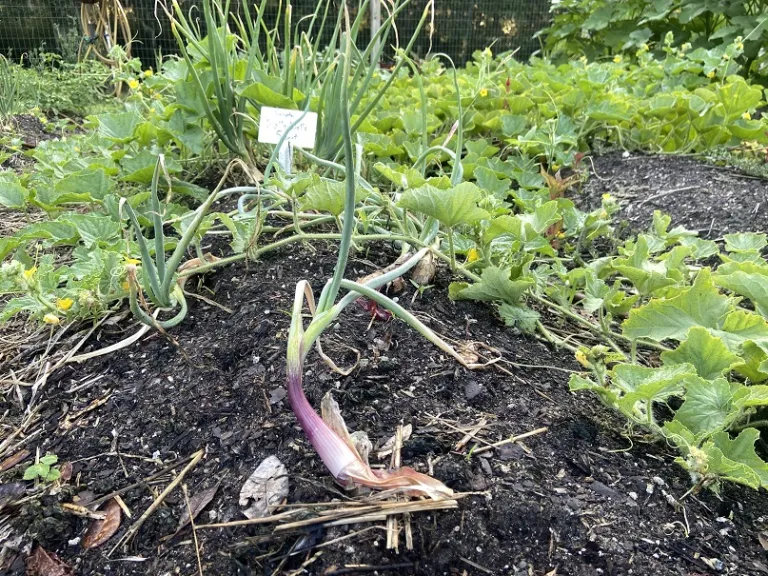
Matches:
[23,266,37,280]
[613,55,622,63]
[466,248,481,263]
[43,313,60,325]
[706,70,715,79]
[742,112,751,121]
[128,79,140,90]
[123,257,141,265]
[56,297,74,311]
[479,88,488,97]
[575,349,590,368]
[144,69,154,77]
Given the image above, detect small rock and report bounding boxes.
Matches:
[269,387,287,404]
[464,382,483,400]
[590,481,621,499]
[497,443,524,461]
[566,497,584,512]
[469,472,488,491]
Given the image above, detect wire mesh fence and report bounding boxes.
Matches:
[0,1,552,66]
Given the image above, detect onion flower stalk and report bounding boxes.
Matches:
[284,26,481,500]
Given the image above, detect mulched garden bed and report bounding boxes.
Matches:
[3,154,768,576]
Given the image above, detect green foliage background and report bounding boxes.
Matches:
[1,1,552,66]
[542,0,768,79]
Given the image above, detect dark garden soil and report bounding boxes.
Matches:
[582,152,768,237]
[1,114,57,172]
[3,155,768,576]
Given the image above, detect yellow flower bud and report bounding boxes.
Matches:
[23,266,37,280]
[466,248,480,263]
[706,70,715,79]
[479,88,488,97]
[742,112,751,121]
[43,313,60,325]
[613,55,622,63]
[128,79,140,90]
[56,298,74,311]
[144,69,154,77]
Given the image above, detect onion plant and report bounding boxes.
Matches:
[168,0,431,171]
[121,156,260,328]
[313,0,432,160]
[168,0,256,161]
[0,55,19,121]
[284,22,476,499]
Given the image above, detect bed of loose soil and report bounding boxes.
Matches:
[582,152,768,237]
[0,114,58,172]
[3,154,768,576]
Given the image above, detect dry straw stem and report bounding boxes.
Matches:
[453,418,489,451]
[109,449,203,555]
[87,452,199,509]
[182,484,205,576]
[198,498,462,532]
[470,427,549,456]
[275,498,460,532]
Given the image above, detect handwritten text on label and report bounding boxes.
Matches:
[257,106,318,149]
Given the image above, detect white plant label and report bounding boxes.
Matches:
[258,106,318,150]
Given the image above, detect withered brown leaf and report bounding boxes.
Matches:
[26,546,74,576]
[0,449,30,472]
[82,498,121,549]
[177,482,220,531]
[59,462,73,482]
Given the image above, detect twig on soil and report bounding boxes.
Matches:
[454,418,489,451]
[636,185,698,208]
[108,449,204,555]
[324,562,417,575]
[275,499,460,532]
[196,510,300,529]
[421,415,495,448]
[64,374,106,394]
[470,426,548,456]
[182,290,234,314]
[183,484,205,576]
[386,424,405,551]
[60,393,112,432]
[459,556,493,574]
[26,361,51,415]
[60,502,107,520]
[114,495,132,519]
